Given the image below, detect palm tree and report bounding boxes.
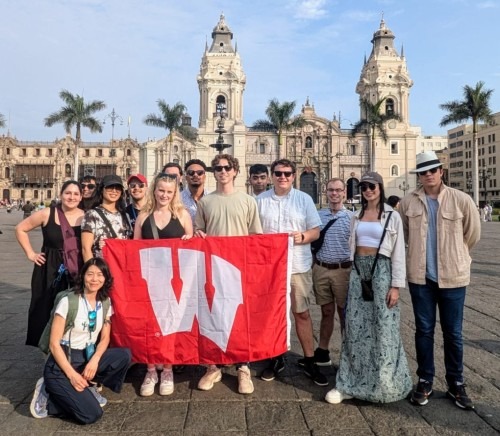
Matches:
[251,98,305,158]
[45,90,106,180]
[144,100,187,163]
[0,113,6,129]
[440,81,494,206]
[350,97,402,172]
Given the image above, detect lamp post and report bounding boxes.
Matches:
[104,108,123,174]
[399,181,410,195]
[21,174,28,200]
[479,168,492,205]
[209,102,231,154]
[37,176,46,205]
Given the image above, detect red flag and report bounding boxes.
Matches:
[103,234,291,364]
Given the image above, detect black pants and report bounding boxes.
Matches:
[44,347,131,424]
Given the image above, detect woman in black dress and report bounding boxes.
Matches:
[16,180,84,346]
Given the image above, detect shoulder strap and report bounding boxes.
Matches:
[56,206,75,238]
[148,214,160,240]
[95,207,118,239]
[321,216,338,236]
[101,297,111,320]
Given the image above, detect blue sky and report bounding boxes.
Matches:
[1,0,499,142]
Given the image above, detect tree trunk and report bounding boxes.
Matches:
[74,124,81,181]
[472,124,479,207]
[370,127,376,172]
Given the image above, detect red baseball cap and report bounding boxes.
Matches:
[127,173,148,186]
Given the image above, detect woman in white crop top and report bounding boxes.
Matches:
[325,172,411,405]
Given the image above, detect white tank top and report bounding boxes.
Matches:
[357,221,383,248]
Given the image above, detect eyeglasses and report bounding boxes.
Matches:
[156,172,178,181]
[214,165,233,172]
[360,183,377,192]
[186,169,205,177]
[81,183,96,190]
[128,182,145,189]
[88,309,97,333]
[104,185,123,192]
[417,167,440,176]
[327,188,344,193]
[273,171,294,178]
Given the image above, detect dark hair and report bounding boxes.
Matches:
[60,180,82,196]
[80,175,97,184]
[94,177,127,213]
[359,182,386,219]
[271,159,296,174]
[211,154,240,174]
[74,258,114,302]
[184,159,207,172]
[249,164,269,176]
[387,195,400,208]
[162,162,183,176]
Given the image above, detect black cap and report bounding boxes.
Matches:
[101,175,124,188]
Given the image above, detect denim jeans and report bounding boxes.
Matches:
[409,279,466,386]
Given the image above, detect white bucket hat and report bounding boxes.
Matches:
[410,151,443,174]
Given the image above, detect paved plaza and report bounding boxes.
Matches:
[0,208,499,435]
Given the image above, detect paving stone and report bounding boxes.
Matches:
[301,401,371,432]
[185,400,246,431]
[120,401,188,432]
[247,402,308,432]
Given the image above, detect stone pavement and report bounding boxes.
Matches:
[0,208,499,435]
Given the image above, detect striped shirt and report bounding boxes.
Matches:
[316,207,353,263]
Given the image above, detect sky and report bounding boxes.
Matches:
[1,0,500,143]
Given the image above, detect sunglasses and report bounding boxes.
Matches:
[156,172,178,181]
[273,170,294,178]
[417,167,440,176]
[88,309,97,333]
[214,165,233,172]
[128,182,145,189]
[81,183,96,190]
[360,183,377,192]
[186,169,205,177]
[104,184,123,191]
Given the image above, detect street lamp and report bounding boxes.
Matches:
[21,174,28,200]
[399,181,410,195]
[104,108,123,174]
[37,177,46,205]
[479,168,492,204]
[209,102,231,154]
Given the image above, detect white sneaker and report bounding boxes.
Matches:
[30,377,48,419]
[159,369,174,396]
[88,385,108,407]
[140,370,158,397]
[325,388,353,404]
[238,365,254,395]
[198,365,222,391]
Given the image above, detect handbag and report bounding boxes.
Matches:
[311,217,338,255]
[56,206,82,281]
[354,211,393,301]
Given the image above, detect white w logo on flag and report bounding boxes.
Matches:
[139,247,243,352]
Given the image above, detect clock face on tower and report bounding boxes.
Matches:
[388,120,397,129]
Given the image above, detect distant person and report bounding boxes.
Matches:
[78,175,98,212]
[248,164,269,197]
[387,195,400,210]
[181,159,209,222]
[22,200,36,219]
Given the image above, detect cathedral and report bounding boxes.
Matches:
[0,15,417,204]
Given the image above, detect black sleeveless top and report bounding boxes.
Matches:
[141,214,185,239]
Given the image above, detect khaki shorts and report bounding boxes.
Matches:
[290,270,314,314]
[312,263,351,308]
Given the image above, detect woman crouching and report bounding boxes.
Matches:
[30,258,131,424]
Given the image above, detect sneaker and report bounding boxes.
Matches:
[298,348,332,367]
[447,383,474,410]
[198,365,222,391]
[30,377,48,419]
[140,369,158,397]
[325,388,353,404]
[88,385,108,407]
[173,365,185,374]
[261,356,286,382]
[410,379,433,406]
[303,362,329,387]
[237,365,254,394]
[159,369,174,396]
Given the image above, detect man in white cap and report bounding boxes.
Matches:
[399,151,480,410]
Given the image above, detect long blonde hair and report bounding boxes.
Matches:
[143,174,184,218]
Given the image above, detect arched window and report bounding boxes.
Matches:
[391,165,399,177]
[126,167,131,177]
[305,136,313,149]
[386,98,395,116]
[216,95,227,115]
[350,144,356,155]
[5,167,10,178]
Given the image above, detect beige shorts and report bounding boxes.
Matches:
[312,263,351,308]
[290,270,314,314]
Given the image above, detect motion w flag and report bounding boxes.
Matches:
[103,234,291,364]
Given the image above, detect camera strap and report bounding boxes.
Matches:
[354,211,393,278]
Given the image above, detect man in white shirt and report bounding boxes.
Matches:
[181,159,208,223]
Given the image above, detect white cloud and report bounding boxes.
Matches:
[294,0,328,19]
[477,1,498,8]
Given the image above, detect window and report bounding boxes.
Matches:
[110,149,116,157]
[47,190,52,199]
[350,144,356,155]
[126,167,131,177]
[35,148,40,156]
[66,148,71,155]
[493,134,496,142]
[390,141,399,154]
[48,149,53,156]
[65,164,71,176]
[22,148,27,156]
[305,136,312,149]
[126,149,132,157]
[84,149,90,157]
[34,190,39,199]
[97,149,103,157]
[386,98,395,116]
[259,143,265,154]
[390,165,399,176]
[6,148,9,155]
[5,167,10,178]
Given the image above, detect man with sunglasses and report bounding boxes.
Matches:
[400,151,480,410]
[125,174,148,229]
[162,162,184,191]
[194,154,262,395]
[181,159,209,222]
[256,159,327,386]
[79,175,97,211]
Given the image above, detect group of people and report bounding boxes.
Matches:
[15,149,480,425]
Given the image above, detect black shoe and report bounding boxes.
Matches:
[297,347,332,367]
[410,380,433,406]
[303,362,328,386]
[447,383,474,410]
[173,365,185,374]
[261,356,285,381]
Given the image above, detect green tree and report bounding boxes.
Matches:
[350,97,402,172]
[440,81,494,206]
[144,100,187,163]
[0,113,6,129]
[252,98,305,158]
[44,90,106,180]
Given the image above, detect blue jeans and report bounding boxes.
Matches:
[409,280,466,386]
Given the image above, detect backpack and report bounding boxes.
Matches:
[56,206,83,281]
[38,288,111,358]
